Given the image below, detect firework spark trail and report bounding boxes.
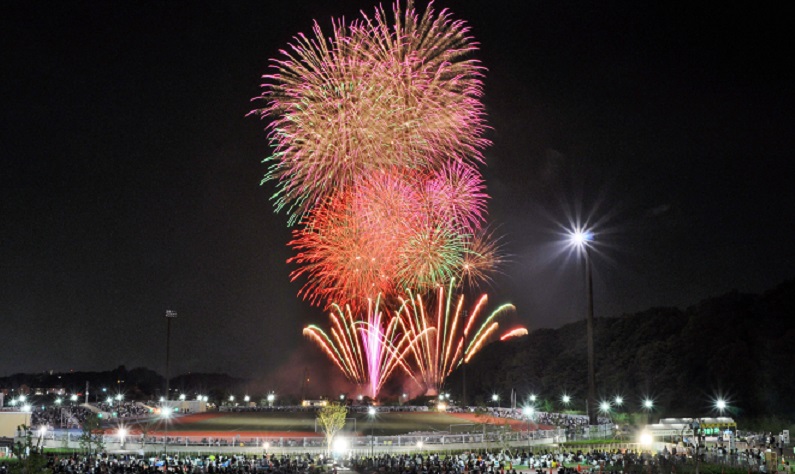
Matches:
[304,296,428,398]
[500,328,529,341]
[395,280,523,394]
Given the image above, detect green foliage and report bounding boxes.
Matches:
[78,413,105,457]
[9,425,51,474]
[457,280,795,422]
[316,403,347,453]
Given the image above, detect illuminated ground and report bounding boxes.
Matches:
[125,410,545,437]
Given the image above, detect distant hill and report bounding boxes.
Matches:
[454,279,795,421]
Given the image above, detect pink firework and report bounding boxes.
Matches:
[303,296,429,398]
[250,0,489,223]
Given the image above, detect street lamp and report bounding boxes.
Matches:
[522,406,535,437]
[367,407,376,457]
[599,401,611,414]
[460,310,469,407]
[162,407,172,463]
[614,396,623,407]
[715,399,727,414]
[642,398,654,424]
[561,394,571,410]
[569,228,597,426]
[164,310,178,416]
[268,393,275,407]
[492,394,500,408]
[118,427,127,449]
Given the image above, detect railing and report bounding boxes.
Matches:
[31,428,570,452]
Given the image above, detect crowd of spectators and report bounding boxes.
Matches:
[29,402,151,429]
[95,401,151,419]
[30,405,92,429]
[1,452,333,474]
[348,445,790,474]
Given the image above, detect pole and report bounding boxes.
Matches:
[164,310,177,461]
[585,248,597,426]
[461,310,468,408]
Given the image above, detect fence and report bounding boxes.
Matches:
[31,428,570,453]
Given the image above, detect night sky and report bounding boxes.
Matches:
[2,1,792,391]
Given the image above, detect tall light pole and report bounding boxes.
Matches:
[164,310,177,461]
[460,310,468,408]
[570,230,597,426]
[164,310,177,408]
[367,407,376,458]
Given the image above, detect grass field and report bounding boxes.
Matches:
[126,410,538,437]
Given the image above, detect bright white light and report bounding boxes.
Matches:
[162,407,172,418]
[106,397,113,404]
[70,395,78,402]
[614,396,623,406]
[358,395,363,401]
[203,396,209,402]
[522,406,535,417]
[22,404,32,412]
[179,394,186,401]
[55,398,62,405]
[118,428,127,438]
[562,395,571,404]
[263,442,270,450]
[639,432,653,445]
[716,399,727,411]
[19,395,27,402]
[332,437,349,454]
[529,394,537,402]
[244,395,250,402]
[368,407,376,416]
[340,394,345,400]
[416,441,423,449]
[39,426,47,437]
[570,229,594,247]
[599,401,611,413]
[267,393,275,402]
[492,394,499,401]
[229,395,235,402]
[643,399,653,409]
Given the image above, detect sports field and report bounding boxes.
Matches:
[127,410,543,438]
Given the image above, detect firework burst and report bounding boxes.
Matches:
[251,0,489,223]
[289,168,499,306]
